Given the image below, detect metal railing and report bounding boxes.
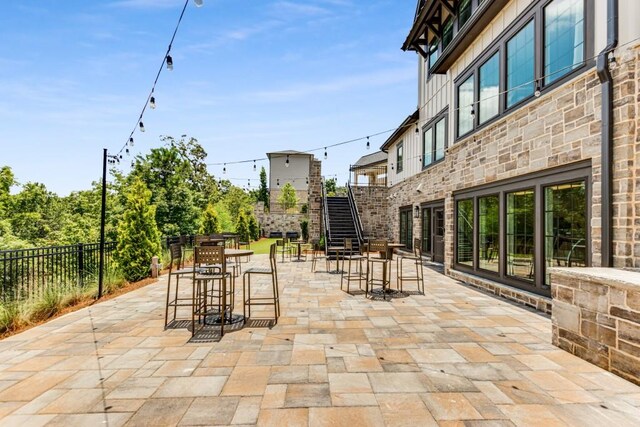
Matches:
[347,183,364,246]
[349,165,388,187]
[0,242,116,302]
[321,179,331,252]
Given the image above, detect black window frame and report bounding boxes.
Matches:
[396,142,404,173]
[420,199,446,257]
[422,108,448,170]
[453,161,591,297]
[453,0,593,141]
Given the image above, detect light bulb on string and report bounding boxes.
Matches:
[253,161,256,172]
[366,136,370,150]
[470,106,475,120]
[534,81,541,97]
[415,123,419,134]
[223,164,226,174]
[129,137,134,146]
[139,121,145,132]
[285,155,290,168]
[306,177,309,185]
[324,148,327,160]
[194,0,204,7]
[277,179,280,187]
[126,148,130,155]
[150,96,156,109]
[166,55,173,71]
[130,161,134,168]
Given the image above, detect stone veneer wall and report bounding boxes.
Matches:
[384,45,639,304]
[551,267,640,386]
[308,160,322,242]
[352,186,391,240]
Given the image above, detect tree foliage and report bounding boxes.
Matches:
[115,178,161,282]
[200,204,220,234]
[258,166,269,208]
[278,183,299,212]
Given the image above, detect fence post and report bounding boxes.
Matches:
[77,243,84,287]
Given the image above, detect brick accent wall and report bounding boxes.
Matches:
[351,186,391,240]
[551,267,640,386]
[308,159,322,242]
[385,44,640,291]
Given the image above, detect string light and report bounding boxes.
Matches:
[166,55,174,71]
[194,0,204,6]
[470,105,475,120]
[129,137,134,146]
[306,177,309,185]
[131,161,134,168]
[534,81,541,97]
[139,121,145,132]
[277,178,280,187]
[324,148,327,160]
[150,96,156,109]
[366,136,370,150]
[253,161,256,172]
[415,123,419,133]
[285,154,290,168]
[126,148,130,155]
[223,164,226,174]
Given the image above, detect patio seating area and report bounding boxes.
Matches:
[0,254,639,426]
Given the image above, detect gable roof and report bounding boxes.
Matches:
[350,151,387,170]
[380,109,419,151]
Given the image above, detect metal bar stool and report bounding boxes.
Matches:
[340,238,366,294]
[365,240,391,300]
[164,243,193,328]
[243,243,280,324]
[396,238,425,294]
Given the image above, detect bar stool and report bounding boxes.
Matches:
[275,238,290,262]
[340,238,366,293]
[310,239,328,272]
[192,245,232,337]
[164,243,193,328]
[397,238,425,294]
[243,243,280,324]
[365,240,391,300]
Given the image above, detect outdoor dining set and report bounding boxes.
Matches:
[163,234,426,341]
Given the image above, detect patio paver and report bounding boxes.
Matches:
[0,254,639,426]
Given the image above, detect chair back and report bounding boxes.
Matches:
[194,245,226,272]
[169,243,183,270]
[194,235,211,247]
[413,238,422,258]
[276,239,285,248]
[367,239,389,259]
[269,243,278,273]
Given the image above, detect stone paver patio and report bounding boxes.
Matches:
[0,255,639,426]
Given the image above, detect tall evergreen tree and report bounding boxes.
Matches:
[115,178,161,282]
[200,204,220,234]
[258,167,269,208]
[236,210,251,243]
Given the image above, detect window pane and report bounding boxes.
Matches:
[422,208,432,253]
[428,40,439,69]
[544,181,587,285]
[479,53,500,124]
[507,21,535,108]
[443,19,453,49]
[400,210,413,249]
[506,190,535,282]
[479,195,500,273]
[397,143,403,172]
[434,118,446,161]
[423,128,433,167]
[457,76,474,136]
[544,0,584,84]
[458,0,472,29]
[457,199,474,266]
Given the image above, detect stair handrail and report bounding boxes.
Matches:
[321,178,331,251]
[347,183,364,246]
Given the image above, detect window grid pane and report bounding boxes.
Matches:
[458,0,472,28]
[506,190,535,282]
[507,21,535,108]
[434,118,446,161]
[423,128,433,167]
[544,181,587,286]
[457,76,474,136]
[478,195,500,273]
[397,143,403,173]
[457,199,474,266]
[422,208,432,253]
[479,53,500,124]
[544,0,584,85]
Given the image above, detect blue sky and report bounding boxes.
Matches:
[0,0,418,195]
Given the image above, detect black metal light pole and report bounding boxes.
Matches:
[98,148,108,299]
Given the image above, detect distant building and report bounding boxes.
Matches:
[267,150,313,213]
[350,151,388,187]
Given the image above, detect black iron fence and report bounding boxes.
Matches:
[0,242,116,302]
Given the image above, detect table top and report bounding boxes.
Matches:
[224,249,254,258]
[387,243,405,248]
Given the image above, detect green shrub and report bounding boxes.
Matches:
[300,219,309,242]
[200,204,220,234]
[236,210,250,243]
[28,287,63,323]
[248,214,260,241]
[115,178,162,282]
[0,302,25,334]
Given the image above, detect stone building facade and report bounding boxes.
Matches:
[361,0,640,309]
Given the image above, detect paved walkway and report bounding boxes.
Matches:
[0,255,639,426]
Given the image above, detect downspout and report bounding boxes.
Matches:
[596,0,618,267]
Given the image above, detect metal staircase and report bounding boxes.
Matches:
[320,181,362,258]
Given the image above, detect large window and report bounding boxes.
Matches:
[506,190,535,282]
[442,19,454,49]
[428,39,440,70]
[456,199,474,266]
[457,76,474,137]
[453,0,589,139]
[507,20,535,108]
[544,0,584,84]
[544,181,587,284]
[478,195,499,273]
[423,111,447,168]
[479,53,499,124]
[396,142,403,173]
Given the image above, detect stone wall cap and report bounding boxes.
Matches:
[550,267,640,290]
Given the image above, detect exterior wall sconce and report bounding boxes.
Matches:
[414,205,420,218]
